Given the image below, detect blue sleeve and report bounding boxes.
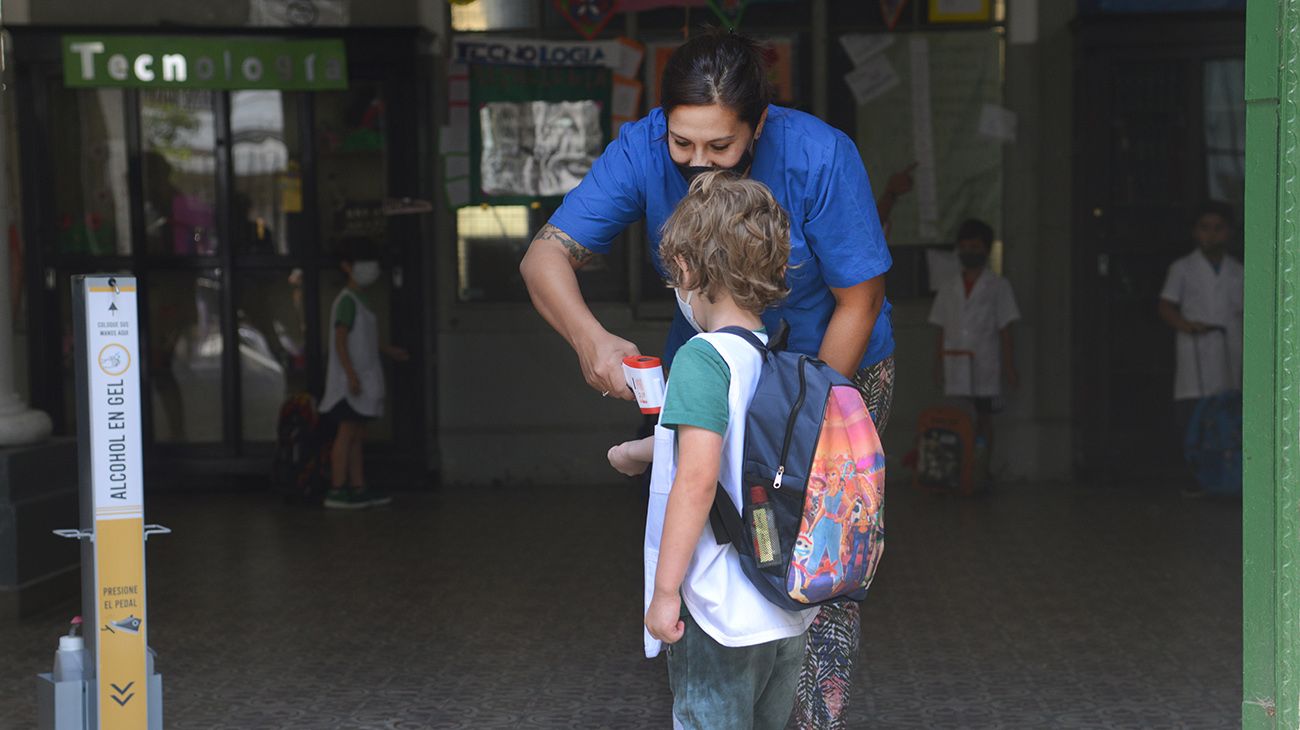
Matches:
[803,133,892,288]
[546,120,648,255]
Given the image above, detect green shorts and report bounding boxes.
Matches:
[667,605,808,730]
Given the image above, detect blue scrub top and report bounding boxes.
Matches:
[549,104,894,370]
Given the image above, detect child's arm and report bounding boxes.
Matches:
[608,436,653,477]
[1157,298,1209,334]
[335,324,361,394]
[646,425,723,644]
[382,343,410,362]
[1000,325,1019,388]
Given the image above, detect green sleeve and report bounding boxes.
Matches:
[334,293,356,330]
[660,339,730,435]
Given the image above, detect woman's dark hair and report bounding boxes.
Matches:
[660,28,773,130]
[336,236,377,263]
[956,219,995,247]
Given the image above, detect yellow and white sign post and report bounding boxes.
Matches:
[72,275,149,729]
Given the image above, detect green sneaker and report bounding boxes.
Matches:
[356,488,393,507]
[323,489,369,510]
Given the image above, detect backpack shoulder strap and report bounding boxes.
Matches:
[709,482,743,546]
[715,326,769,354]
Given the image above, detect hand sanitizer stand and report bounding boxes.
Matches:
[37,276,164,730]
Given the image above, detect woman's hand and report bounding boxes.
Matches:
[577,330,640,399]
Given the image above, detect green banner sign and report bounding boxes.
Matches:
[63,36,348,90]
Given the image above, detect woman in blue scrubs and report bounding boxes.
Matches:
[520,29,894,729]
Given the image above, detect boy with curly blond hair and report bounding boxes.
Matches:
[607,171,816,730]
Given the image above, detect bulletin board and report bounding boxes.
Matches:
[844,30,1005,246]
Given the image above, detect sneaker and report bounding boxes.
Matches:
[323,489,369,510]
[357,488,393,507]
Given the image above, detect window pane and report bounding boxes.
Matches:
[232,91,303,255]
[141,90,219,256]
[456,205,531,302]
[48,89,131,255]
[1204,59,1245,214]
[318,272,393,443]
[238,270,308,443]
[316,85,387,258]
[451,0,539,31]
[149,270,224,443]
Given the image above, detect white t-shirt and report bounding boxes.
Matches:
[928,269,1021,397]
[320,289,385,416]
[1159,249,1244,400]
[642,332,817,659]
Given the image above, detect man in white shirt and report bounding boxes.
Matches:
[1157,201,1244,496]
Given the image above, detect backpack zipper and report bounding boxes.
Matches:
[774,356,809,489]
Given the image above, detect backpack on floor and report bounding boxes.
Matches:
[912,406,978,496]
[272,393,334,503]
[708,324,887,611]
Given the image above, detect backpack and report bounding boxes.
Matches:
[1184,391,1242,495]
[708,324,887,611]
[271,393,334,503]
[1182,328,1242,496]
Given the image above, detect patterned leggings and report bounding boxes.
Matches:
[794,355,895,729]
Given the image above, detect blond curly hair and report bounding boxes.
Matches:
[659,171,791,315]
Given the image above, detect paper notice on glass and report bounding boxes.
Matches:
[445,154,470,180]
[909,37,940,241]
[616,39,646,79]
[978,103,1018,143]
[445,178,470,208]
[613,78,643,119]
[440,125,468,154]
[839,34,895,68]
[925,248,959,292]
[449,78,470,103]
[449,104,470,130]
[844,54,901,106]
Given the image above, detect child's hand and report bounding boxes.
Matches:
[645,591,685,644]
[608,441,651,477]
[347,372,362,395]
[386,346,410,363]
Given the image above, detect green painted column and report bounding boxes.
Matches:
[1245,1,1298,726]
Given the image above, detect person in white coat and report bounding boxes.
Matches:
[928,219,1020,478]
[320,239,408,509]
[1157,201,1243,496]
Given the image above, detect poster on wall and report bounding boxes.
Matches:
[846,30,1002,246]
[470,65,612,204]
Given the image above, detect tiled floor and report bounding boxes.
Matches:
[0,480,1241,729]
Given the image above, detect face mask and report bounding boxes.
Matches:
[675,288,703,333]
[675,145,755,186]
[958,252,988,269]
[352,261,381,287]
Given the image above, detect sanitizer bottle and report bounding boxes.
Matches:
[52,616,87,683]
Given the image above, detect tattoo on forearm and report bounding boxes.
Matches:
[538,223,594,265]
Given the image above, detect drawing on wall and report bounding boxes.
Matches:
[479,100,602,198]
